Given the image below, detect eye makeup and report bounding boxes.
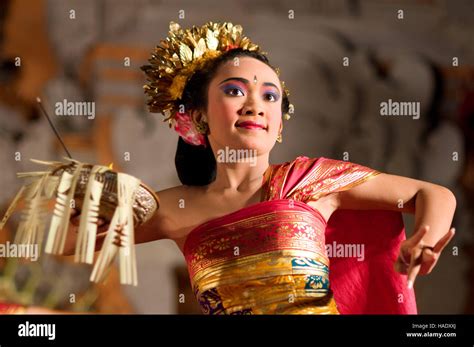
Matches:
[219,80,281,101]
[261,87,280,101]
[220,83,246,96]
[218,77,281,94]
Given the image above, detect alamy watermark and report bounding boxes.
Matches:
[0,242,38,261]
[216,146,257,167]
[55,99,95,120]
[380,99,420,120]
[326,241,365,262]
[18,321,55,341]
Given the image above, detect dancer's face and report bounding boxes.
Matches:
[205,57,283,155]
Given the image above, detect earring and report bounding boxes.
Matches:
[276,132,282,143]
[195,116,209,135]
[196,121,209,134]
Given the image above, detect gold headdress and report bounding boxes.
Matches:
[141,21,292,146]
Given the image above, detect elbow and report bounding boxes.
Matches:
[438,186,457,211]
[418,184,457,212]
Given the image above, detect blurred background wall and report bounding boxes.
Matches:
[0,0,473,313]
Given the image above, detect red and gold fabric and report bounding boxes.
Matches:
[184,156,417,314]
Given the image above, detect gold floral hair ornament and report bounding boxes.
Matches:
[141,21,293,146]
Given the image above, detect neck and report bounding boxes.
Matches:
[208,151,270,192]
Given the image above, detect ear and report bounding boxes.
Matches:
[190,109,210,136]
[190,109,206,124]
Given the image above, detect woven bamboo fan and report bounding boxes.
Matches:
[0,157,159,286]
[0,97,161,286]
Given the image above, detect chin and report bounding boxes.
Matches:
[212,131,273,153]
[234,137,272,153]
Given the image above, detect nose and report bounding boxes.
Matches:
[239,97,265,117]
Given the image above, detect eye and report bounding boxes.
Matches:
[223,87,244,97]
[264,92,279,102]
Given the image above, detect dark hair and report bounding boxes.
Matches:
[175,48,291,186]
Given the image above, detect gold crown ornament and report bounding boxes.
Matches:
[141,21,293,146]
[0,158,159,286]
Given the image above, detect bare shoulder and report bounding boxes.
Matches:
[156,184,188,202]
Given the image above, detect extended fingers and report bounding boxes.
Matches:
[408,225,429,247]
[407,247,423,289]
[433,228,456,254]
[421,247,439,274]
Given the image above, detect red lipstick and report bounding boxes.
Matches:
[236,121,266,130]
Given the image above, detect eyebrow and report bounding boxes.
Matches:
[218,77,281,93]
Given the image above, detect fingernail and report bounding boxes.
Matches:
[407,280,413,289]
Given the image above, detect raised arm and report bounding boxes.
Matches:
[335,172,457,287]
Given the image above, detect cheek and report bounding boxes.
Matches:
[208,93,238,128]
[268,104,282,129]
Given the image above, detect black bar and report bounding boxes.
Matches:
[0,314,472,346]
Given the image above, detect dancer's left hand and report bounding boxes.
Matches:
[394,225,455,288]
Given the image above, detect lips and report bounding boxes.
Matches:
[235,121,267,130]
